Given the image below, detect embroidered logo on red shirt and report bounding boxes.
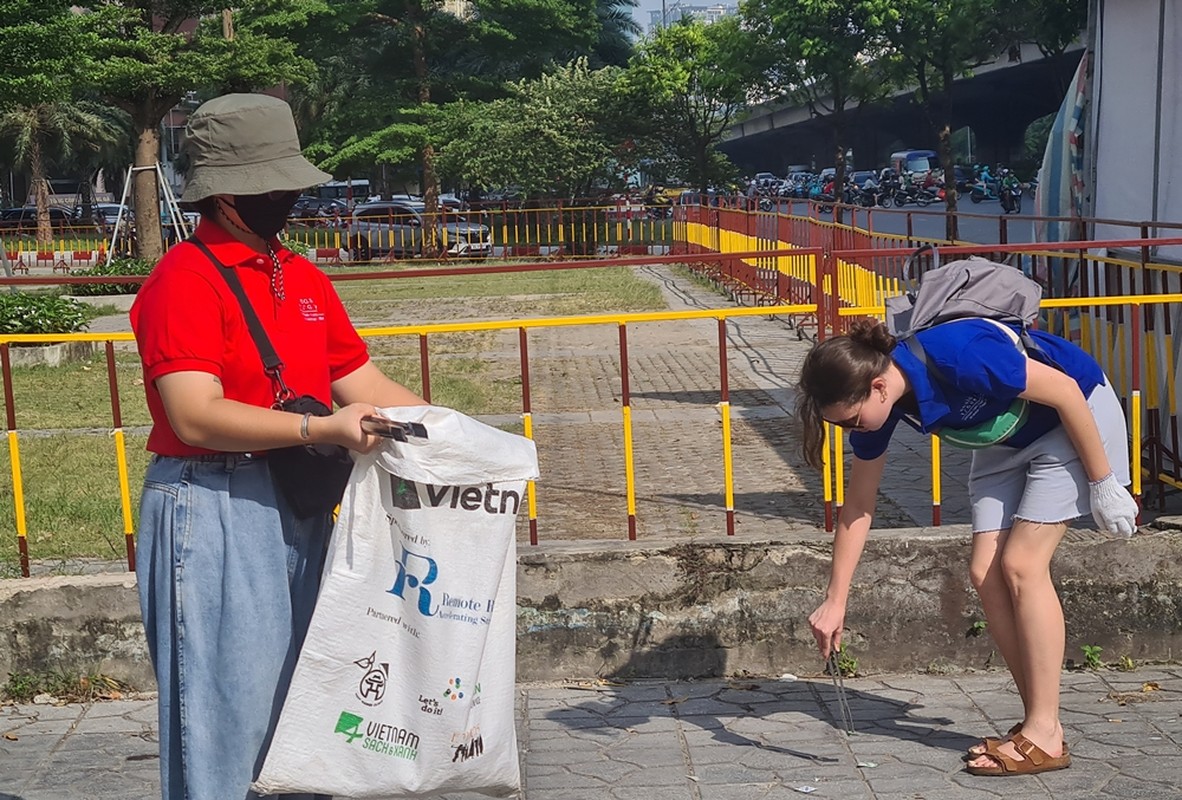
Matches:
[299,297,324,322]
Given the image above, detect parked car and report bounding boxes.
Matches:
[752,171,779,190]
[159,206,201,229]
[0,206,75,231]
[75,203,131,225]
[378,193,469,214]
[289,195,349,223]
[848,170,879,188]
[438,193,468,212]
[347,200,492,261]
[469,187,524,211]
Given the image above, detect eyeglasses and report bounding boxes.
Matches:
[824,400,864,430]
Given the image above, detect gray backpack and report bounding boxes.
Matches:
[885,247,1042,342]
[883,249,1059,449]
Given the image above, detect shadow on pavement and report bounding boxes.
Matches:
[546,634,980,763]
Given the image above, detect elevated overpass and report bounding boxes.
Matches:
[720,41,1084,174]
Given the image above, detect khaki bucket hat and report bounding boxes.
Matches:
[180,93,332,203]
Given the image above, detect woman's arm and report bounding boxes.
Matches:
[157,371,394,453]
[1018,360,1110,481]
[808,451,888,656]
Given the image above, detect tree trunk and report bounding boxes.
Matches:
[412,4,440,259]
[133,124,164,262]
[80,171,97,227]
[938,66,958,243]
[832,112,846,224]
[938,120,957,242]
[30,133,53,249]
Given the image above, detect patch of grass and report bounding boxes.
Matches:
[365,355,525,415]
[365,330,500,360]
[81,302,122,319]
[334,264,665,312]
[3,350,150,431]
[0,433,150,564]
[835,643,859,678]
[2,670,128,703]
[0,264,667,562]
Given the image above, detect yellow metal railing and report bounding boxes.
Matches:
[674,203,1182,528]
[1,302,816,575]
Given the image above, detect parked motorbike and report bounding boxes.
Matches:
[888,184,936,207]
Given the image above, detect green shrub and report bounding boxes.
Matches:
[68,257,153,296]
[0,293,88,334]
[281,237,310,257]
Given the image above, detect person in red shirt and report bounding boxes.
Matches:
[131,93,423,800]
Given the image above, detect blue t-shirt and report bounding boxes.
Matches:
[849,319,1106,461]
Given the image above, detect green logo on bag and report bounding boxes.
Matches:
[334,709,420,761]
[389,476,421,509]
[335,711,364,744]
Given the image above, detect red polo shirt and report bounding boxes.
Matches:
[130,221,369,456]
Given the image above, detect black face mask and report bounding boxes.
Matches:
[228,191,300,238]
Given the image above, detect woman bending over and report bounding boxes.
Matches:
[796,317,1137,776]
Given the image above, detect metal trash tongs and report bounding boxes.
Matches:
[360,416,429,442]
[827,649,856,735]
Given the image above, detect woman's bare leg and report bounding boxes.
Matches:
[967,519,1067,769]
[966,529,1028,754]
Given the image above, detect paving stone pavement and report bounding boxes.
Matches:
[8,265,1177,798]
[435,263,974,541]
[3,668,1180,799]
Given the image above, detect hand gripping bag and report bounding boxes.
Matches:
[252,405,539,798]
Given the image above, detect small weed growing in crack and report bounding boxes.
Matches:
[1081,644,1104,670]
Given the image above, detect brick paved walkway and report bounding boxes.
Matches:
[482,263,973,543]
[4,668,1180,799]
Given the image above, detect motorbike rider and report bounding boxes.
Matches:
[999,168,1021,213]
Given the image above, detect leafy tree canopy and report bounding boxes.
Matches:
[289,0,611,183]
[0,0,94,108]
[80,0,325,126]
[622,18,755,190]
[743,0,898,108]
[1009,0,1086,59]
[435,59,630,199]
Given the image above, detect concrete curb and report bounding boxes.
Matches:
[4,528,1180,690]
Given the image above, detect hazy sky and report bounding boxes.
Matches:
[632,0,664,32]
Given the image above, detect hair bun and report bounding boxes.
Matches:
[846,319,897,354]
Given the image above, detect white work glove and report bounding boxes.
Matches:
[1089,473,1138,538]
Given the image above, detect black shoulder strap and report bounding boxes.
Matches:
[187,238,289,396]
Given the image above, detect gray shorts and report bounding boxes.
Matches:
[968,379,1131,533]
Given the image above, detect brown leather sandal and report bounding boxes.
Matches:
[965,724,1070,760]
[965,733,1072,776]
[965,723,1022,758]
